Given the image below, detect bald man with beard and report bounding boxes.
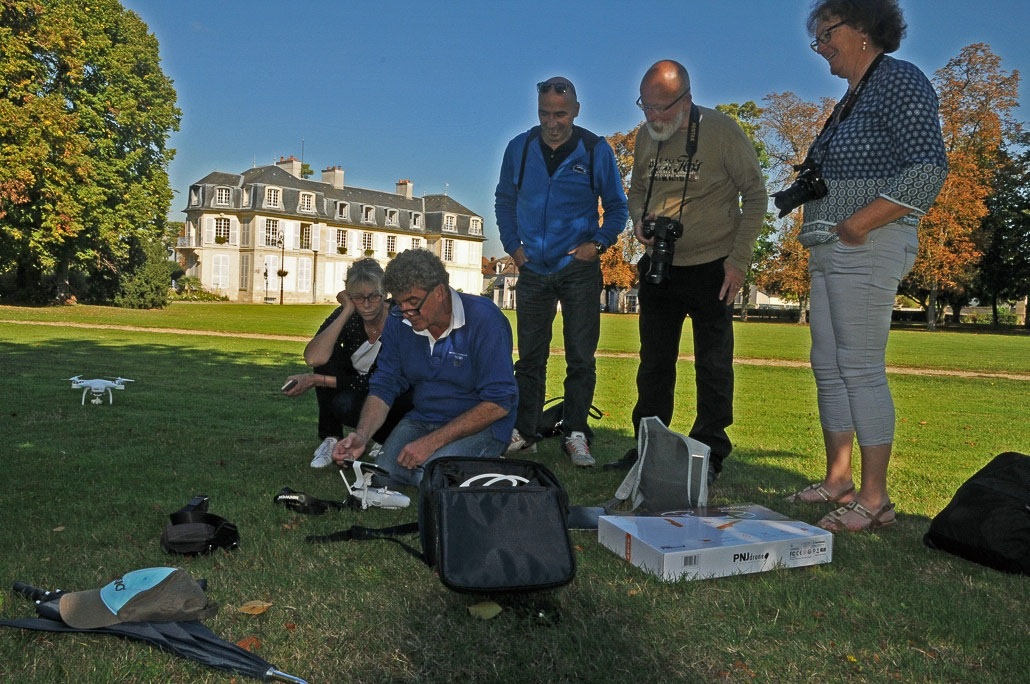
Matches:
[495,77,629,467]
[605,60,767,483]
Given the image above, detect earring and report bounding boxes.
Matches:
[862,39,867,51]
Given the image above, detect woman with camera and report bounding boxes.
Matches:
[781,0,947,532]
[282,258,411,468]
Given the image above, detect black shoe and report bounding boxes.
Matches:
[707,468,720,486]
[603,447,638,471]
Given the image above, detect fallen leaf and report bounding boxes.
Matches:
[965,441,976,446]
[627,589,640,596]
[573,544,584,552]
[236,636,261,651]
[238,600,273,615]
[284,622,296,631]
[963,425,972,430]
[52,526,65,532]
[811,610,825,618]
[847,655,857,663]
[918,421,927,425]
[467,601,502,620]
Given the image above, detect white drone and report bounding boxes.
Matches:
[67,376,134,405]
[340,461,411,510]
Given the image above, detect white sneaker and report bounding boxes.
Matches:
[310,437,338,468]
[507,428,537,454]
[564,431,594,467]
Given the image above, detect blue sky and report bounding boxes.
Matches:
[123,0,1028,257]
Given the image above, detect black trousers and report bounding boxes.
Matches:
[315,385,414,445]
[632,255,734,473]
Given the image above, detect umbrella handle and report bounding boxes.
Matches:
[265,668,309,684]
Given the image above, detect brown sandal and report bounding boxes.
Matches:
[817,501,896,532]
[786,483,856,504]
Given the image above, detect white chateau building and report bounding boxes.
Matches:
[175,156,486,303]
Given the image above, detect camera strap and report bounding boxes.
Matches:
[805,52,885,167]
[640,103,701,225]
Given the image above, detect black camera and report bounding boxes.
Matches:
[641,216,684,285]
[771,160,828,218]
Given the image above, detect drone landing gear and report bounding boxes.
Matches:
[340,461,410,510]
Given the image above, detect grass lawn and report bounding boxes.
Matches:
[1,304,1028,682]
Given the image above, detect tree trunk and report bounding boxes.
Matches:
[740,284,751,321]
[797,296,809,324]
[951,303,963,326]
[927,284,938,331]
[991,292,999,328]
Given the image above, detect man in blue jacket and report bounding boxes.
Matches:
[332,249,517,486]
[495,77,629,466]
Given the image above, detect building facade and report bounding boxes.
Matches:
[176,157,486,303]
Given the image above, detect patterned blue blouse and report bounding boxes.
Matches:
[801,55,948,247]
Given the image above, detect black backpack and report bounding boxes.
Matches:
[516,125,604,195]
[924,452,1030,574]
[308,457,576,593]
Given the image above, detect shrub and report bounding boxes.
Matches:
[113,239,176,309]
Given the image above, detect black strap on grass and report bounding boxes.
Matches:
[305,522,424,563]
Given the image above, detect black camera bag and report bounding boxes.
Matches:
[308,457,576,593]
[537,396,604,439]
[923,452,1030,574]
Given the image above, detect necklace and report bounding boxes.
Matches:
[364,311,387,341]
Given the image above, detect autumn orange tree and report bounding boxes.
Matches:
[0,0,180,305]
[754,92,837,321]
[905,43,1020,329]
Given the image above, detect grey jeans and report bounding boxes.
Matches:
[808,223,918,446]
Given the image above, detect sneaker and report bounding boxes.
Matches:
[603,447,638,471]
[310,437,338,468]
[564,431,595,467]
[507,428,537,454]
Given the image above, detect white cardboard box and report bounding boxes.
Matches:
[598,504,833,581]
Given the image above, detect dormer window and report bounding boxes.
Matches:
[410,212,423,229]
[242,188,250,206]
[265,187,281,208]
[215,187,231,206]
[336,202,350,220]
[469,217,483,235]
[385,209,398,226]
[299,192,314,213]
[443,214,457,232]
[189,187,201,206]
[362,205,375,223]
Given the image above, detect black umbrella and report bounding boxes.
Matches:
[2,583,306,683]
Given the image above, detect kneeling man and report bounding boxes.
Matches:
[333,249,517,486]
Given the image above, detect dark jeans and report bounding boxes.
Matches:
[632,255,734,473]
[514,258,602,441]
[316,385,414,445]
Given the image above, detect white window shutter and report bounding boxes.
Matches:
[258,221,266,247]
[229,218,239,246]
[291,221,300,250]
[311,225,320,251]
[204,218,214,245]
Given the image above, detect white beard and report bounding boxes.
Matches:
[646,106,687,142]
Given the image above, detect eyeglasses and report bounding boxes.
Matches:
[388,284,437,318]
[810,21,846,51]
[537,81,570,94]
[348,293,383,305]
[636,89,689,113]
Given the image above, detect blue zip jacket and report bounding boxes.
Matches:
[495,127,629,275]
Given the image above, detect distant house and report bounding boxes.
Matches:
[482,256,519,309]
[175,156,486,303]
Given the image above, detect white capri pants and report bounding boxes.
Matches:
[808,223,918,446]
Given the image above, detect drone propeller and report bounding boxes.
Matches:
[67,375,82,382]
[113,377,135,384]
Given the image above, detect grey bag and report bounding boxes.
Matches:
[605,417,710,514]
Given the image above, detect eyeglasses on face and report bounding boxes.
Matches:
[810,20,846,51]
[348,292,383,305]
[636,89,689,113]
[537,81,570,94]
[388,284,437,318]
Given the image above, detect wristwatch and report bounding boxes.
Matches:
[591,240,606,254]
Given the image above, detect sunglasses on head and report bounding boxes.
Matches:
[537,81,570,94]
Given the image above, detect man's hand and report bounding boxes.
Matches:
[332,431,367,464]
[396,434,437,470]
[568,242,600,262]
[718,262,746,305]
[512,246,529,268]
[282,373,314,397]
[634,214,656,247]
[834,219,868,246]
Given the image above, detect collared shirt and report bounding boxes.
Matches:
[539,130,581,177]
[407,287,466,354]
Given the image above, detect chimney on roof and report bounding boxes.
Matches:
[322,165,345,189]
[276,154,302,179]
[396,179,413,200]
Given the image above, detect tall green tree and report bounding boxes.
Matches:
[0,0,180,302]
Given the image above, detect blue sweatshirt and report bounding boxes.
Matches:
[368,290,517,444]
[495,126,629,275]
